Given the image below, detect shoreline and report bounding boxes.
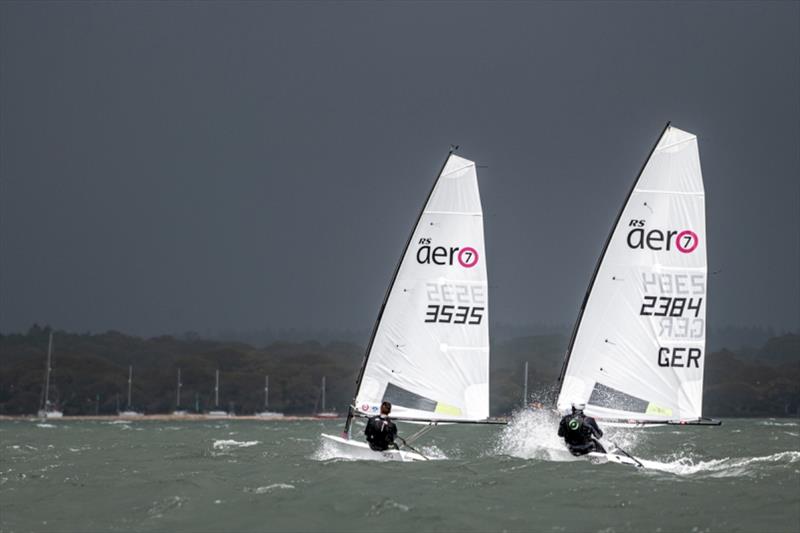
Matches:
[0,414,341,421]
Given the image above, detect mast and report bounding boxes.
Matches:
[321,376,326,412]
[554,122,672,405]
[42,331,53,411]
[343,149,456,436]
[214,369,220,408]
[176,368,182,408]
[523,361,528,408]
[264,375,269,409]
[127,365,133,410]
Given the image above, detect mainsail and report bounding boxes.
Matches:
[556,124,708,424]
[345,153,489,432]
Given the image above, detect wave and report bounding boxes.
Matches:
[495,409,644,461]
[641,451,800,477]
[212,439,259,450]
[249,483,295,494]
[758,420,798,427]
[496,410,799,478]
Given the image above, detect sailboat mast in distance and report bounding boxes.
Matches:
[38,331,63,418]
[523,361,529,408]
[177,368,182,407]
[43,331,53,411]
[127,365,133,410]
[214,369,220,407]
[264,375,269,409]
[321,376,326,412]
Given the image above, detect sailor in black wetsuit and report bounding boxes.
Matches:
[364,401,398,452]
[558,402,607,456]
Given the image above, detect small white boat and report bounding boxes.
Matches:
[37,409,63,419]
[320,433,426,462]
[256,411,284,419]
[207,410,231,418]
[118,410,143,417]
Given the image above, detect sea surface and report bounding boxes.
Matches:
[1,414,798,532]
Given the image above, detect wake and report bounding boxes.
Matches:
[496,408,643,462]
[495,409,799,477]
[639,450,800,477]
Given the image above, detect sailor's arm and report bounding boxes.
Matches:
[588,417,603,438]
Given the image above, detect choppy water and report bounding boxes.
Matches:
[1,415,798,532]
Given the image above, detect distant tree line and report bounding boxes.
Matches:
[0,325,797,416]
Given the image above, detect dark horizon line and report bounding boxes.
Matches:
[2,322,796,342]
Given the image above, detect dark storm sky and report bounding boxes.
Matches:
[1,2,798,337]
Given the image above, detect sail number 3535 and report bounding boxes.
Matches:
[425,305,485,325]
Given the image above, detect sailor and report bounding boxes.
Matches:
[364,401,398,451]
[558,402,606,456]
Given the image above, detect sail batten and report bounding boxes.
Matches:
[557,125,707,424]
[350,154,490,424]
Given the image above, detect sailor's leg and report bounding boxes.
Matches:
[567,443,592,456]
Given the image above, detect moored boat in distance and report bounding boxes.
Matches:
[205,369,230,418]
[118,365,143,417]
[256,375,283,418]
[37,331,64,419]
[172,368,188,415]
[315,376,338,418]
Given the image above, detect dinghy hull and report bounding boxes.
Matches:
[587,451,642,468]
[321,433,427,462]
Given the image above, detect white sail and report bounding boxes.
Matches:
[353,154,489,422]
[557,125,707,423]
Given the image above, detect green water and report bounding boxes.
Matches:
[1,415,798,532]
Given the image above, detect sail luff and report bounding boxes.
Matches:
[556,124,707,423]
[343,151,457,436]
[555,122,672,404]
[352,153,488,424]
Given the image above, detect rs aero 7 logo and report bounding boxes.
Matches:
[626,220,698,254]
[416,238,479,268]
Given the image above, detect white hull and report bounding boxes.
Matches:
[118,411,143,417]
[315,412,339,419]
[587,451,642,468]
[321,433,426,462]
[206,411,231,418]
[256,411,284,418]
[37,410,63,419]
